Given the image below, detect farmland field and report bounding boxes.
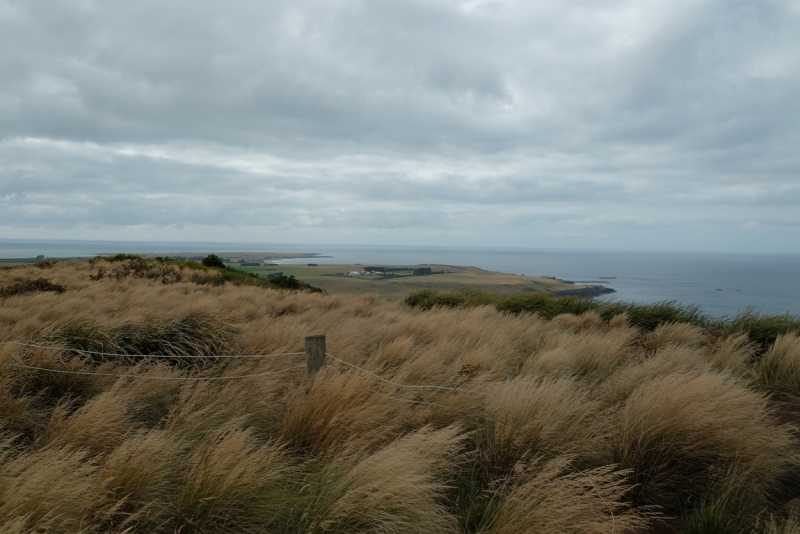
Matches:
[232,263,603,300]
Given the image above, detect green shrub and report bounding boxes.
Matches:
[201,254,226,269]
[725,309,800,354]
[405,290,799,342]
[599,301,709,331]
[105,253,144,262]
[38,313,239,367]
[404,289,494,310]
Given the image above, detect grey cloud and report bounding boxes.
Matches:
[1,0,799,252]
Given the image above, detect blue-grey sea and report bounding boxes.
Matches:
[1,239,798,318]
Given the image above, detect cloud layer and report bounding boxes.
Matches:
[1,0,799,252]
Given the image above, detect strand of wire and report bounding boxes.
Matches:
[8,362,306,381]
[316,362,486,423]
[325,352,465,392]
[0,341,305,359]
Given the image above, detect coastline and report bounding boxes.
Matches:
[0,252,612,300]
[4,241,799,316]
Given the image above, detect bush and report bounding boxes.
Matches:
[37,313,239,366]
[201,254,226,269]
[105,254,144,262]
[725,309,800,355]
[0,278,66,298]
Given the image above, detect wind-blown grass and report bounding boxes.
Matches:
[1,260,800,533]
[406,289,800,351]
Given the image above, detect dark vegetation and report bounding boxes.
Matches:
[90,254,323,293]
[0,277,67,298]
[37,313,238,367]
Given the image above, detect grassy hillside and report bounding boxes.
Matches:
[2,259,800,533]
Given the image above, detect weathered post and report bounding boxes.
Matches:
[305,335,326,377]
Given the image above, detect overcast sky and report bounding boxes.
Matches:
[1,0,799,253]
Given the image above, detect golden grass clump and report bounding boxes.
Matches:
[643,321,708,353]
[43,390,133,454]
[478,376,605,476]
[298,425,463,534]
[0,436,97,532]
[281,369,400,456]
[708,332,756,375]
[611,369,795,511]
[489,457,650,534]
[174,423,290,534]
[756,334,800,396]
[86,429,179,531]
[762,512,800,534]
[522,326,638,382]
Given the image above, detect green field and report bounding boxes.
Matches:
[233,263,601,300]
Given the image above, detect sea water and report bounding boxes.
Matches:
[1,239,798,318]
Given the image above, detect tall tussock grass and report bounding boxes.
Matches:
[2,260,800,532]
[37,312,238,364]
[611,370,794,513]
[755,334,800,396]
[406,289,800,352]
[489,457,650,533]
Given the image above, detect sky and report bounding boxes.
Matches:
[1,0,799,254]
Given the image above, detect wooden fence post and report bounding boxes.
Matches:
[305,335,326,377]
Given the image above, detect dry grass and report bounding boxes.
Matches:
[297,426,463,533]
[489,457,651,534]
[756,334,800,396]
[612,369,795,509]
[1,260,799,533]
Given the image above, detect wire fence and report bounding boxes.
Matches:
[8,362,307,380]
[0,341,468,391]
[325,352,466,392]
[1,337,615,528]
[1,340,308,381]
[1,341,305,359]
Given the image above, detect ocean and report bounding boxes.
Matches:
[1,239,798,318]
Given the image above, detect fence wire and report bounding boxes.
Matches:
[1,340,306,381]
[8,362,306,381]
[0,341,304,359]
[325,352,465,392]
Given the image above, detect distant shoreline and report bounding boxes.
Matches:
[1,253,614,299]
